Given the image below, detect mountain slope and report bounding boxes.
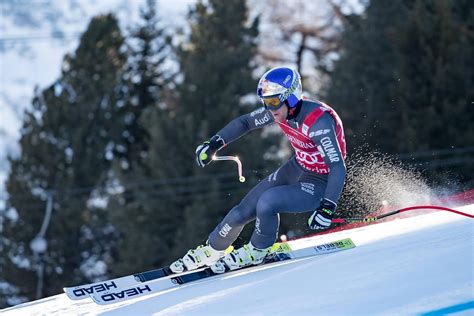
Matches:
[2,205,473,315]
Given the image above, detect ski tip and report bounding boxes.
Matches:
[338,238,356,249]
[89,292,116,305]
[63,287,88,301]
[89,294,104,305]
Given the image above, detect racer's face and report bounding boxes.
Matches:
[269,104,288,123]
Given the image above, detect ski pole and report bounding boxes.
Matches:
[332,205,474,224]
[212,155,246,183]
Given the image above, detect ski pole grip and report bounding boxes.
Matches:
[212,155,246,182]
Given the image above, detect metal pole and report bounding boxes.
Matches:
[332,205,474,224]
[30,191,54,299]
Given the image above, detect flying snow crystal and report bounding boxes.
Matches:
[339,148,435,217]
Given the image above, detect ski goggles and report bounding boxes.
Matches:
[262,96,285,111]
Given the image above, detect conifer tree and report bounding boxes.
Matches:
[323,1,408,153]
[324,0,473,184]
[1,14,126,303]
[394,0,474,181]
[105,0,178,276]
[110,0,276,275]
[169,0,278,255]
[114,0,173,171]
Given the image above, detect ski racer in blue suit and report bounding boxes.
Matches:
[170,67,347,273]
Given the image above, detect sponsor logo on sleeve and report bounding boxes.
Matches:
[320,137,340,162]
[302,124,309,135]
[309,129,330,138]
[255,114,270,126]
[250,107,266,117]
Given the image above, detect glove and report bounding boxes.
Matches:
[308,198,337,230]
[195,135,225,167]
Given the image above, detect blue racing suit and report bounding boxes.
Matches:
[208,99,347,249]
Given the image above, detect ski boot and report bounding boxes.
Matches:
[169,243,228,273]
[210,242,272,274]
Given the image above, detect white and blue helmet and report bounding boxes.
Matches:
[257,67,302,109]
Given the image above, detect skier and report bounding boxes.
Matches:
[170,66,347,273]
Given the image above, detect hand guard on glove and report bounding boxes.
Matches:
[308,198,337,230]
[195,135,225,167]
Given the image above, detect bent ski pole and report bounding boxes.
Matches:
[212,155,246,183]
[332,205,474,224]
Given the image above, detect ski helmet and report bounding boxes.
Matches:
[257,67,302,110]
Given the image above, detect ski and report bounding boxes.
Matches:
[63,265,210,300]
[89,238,356,305]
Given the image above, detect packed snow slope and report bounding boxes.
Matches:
[2,205,473,316]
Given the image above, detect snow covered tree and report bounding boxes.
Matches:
[1,14,126,304]
[109,0,279,276]
[105,0,179,276]
[168,0,279,256]
[112,0,174,171]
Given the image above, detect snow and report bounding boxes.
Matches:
[2,205,473,315]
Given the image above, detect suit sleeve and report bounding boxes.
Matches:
[216,107,274,144]
[308,113,346,204]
